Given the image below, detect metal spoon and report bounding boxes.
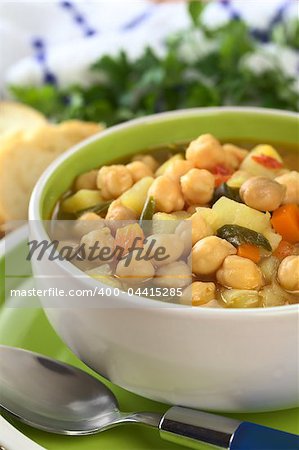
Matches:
[0,346,298,450]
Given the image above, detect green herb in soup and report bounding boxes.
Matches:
[217,225,272,251]
[53,135,299,308]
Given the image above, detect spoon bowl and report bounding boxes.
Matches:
[1,345,298,450]
[0,345,125,435]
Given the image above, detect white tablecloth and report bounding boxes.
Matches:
[0,0,298,94]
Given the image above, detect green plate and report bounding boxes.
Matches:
[1,228,298,450]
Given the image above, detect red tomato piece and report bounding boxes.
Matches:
[211,165,232,187]
[252,154,283,169]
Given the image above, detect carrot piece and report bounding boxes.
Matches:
[237,244,261,263]
[271,204,299,244]
[115,223,144,255]
[273,240,295,260]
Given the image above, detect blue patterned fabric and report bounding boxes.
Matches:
[0,0,297,92]
[59,1,98,37]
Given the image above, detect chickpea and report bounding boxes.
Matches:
[97,165,133,200]
[74,212,105,238]
[132,154,159,172]
[154,261,192,288]
[223,144,248,170]
[277,255,299,292]
[148,176,184,213]
[190,211,212,245]
[144,233,185,266]
[74,170,98,191]
[186,134,226,170]
[164,160,194,182]
[116,250,155,283]
[216,255,264,290]
[275,171,299,205]
[240,176,286,211]
[126,161,153,182]
[192,236,236,275]
[181,282,216,306]
[175,221,192,254]
[181,169,215,205]
[105,200,137,221]
[80,227,114,263]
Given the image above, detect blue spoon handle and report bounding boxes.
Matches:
[231,422,299,450]
[159,406,299,450]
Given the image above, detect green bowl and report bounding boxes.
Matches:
[36,107,299,220]
[29,107,299,413]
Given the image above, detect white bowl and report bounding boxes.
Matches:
[29,108,299,412]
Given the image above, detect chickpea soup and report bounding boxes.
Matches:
[52,134,299,308]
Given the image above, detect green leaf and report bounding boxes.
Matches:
[139,196,156,234]
[272,19,299,50]
[217,225,272,251]
[10,85,63,119]
[139,196,155,223]
[188,1,205,27]
[218,20,253,72]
